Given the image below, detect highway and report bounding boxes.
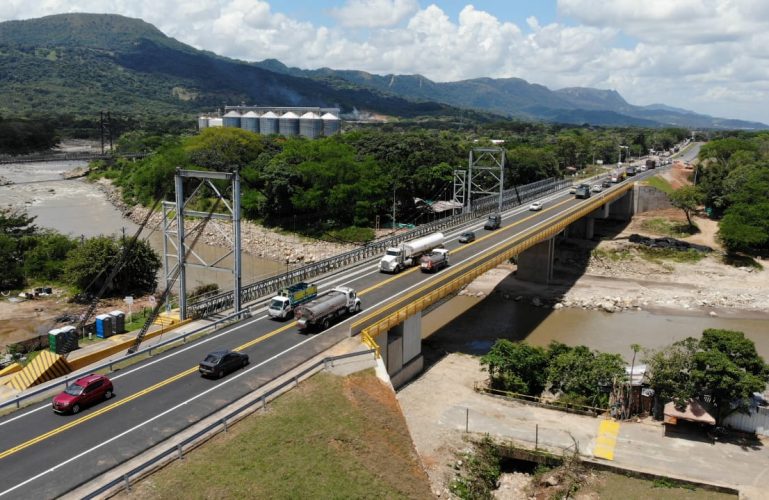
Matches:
[0,145,698,498]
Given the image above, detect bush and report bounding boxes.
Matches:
[324,226,375,243]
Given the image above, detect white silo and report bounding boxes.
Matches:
[279,111,300,137]
[198,116,209,130]
[208,117,223,127]
[223,110,242,128]
[241,111,260,133]
[259,111,279,135]
[321,112,341,135]
[299,112,322,139]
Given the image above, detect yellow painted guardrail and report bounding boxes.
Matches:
[358,183,634,356]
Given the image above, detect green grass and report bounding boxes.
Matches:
[589,471,736,499]
[637,247,706,264]
[723,253,764,270]
[645,175,674,194]
[128,371,432,499]
[592,248,634,261]
[641,218,699,238]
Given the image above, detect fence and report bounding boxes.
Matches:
[80,348,375,499]
[188,177,572,317]
[473,381,608,417]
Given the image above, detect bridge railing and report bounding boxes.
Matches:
[0,152,148,165]
[80,348,376,499]
[187,177,572,317]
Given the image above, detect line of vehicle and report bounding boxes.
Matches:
[0,329,328,498]
[0,184,576,460]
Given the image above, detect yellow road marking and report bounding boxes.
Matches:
[594,420,621,461]
[352,197,572,329]
[0,193,578,460]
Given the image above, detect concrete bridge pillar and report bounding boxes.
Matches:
[608,188,635,221]
[373,313,424,388]
[516,237,555,284]
[569,217,595,240]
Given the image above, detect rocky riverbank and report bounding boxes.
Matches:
[93,178,357,264]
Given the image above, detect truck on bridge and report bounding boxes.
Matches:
[610,166,626,183]
[268,282,318,319]
[379,232,444,273]
[420,248,449,273]
[294,286,361,331]
[574,183,592,199]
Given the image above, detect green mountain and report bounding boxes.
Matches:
[0,13,490,121]
[259,60,768,130]
[1,13,765,130]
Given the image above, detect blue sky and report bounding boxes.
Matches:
[1,1,768,123]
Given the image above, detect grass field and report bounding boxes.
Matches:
[645,175,674,194]
[586,471,737,499]
[123,370,432,499]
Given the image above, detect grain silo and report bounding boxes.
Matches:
[321,112,341,135]
[279,111,300,137]
[259,111,279,135]
[241,111,260,133]
[299,112,322,139]
[223,110,242,128]
[208,117,223,127]
[198,116,209,130]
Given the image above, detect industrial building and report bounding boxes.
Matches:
[198,106,341,138]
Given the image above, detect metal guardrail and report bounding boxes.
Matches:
[188,177,572,317]
[0,152,149,165]
[0,310,252,412]
[473,380,608,416]
[81,348,376,499]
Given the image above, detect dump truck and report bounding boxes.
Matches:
[574,183,591,199]
[379,232,444,273]
[610,166,626,183]
[420,248,449,273]
[268,282,318,319]
[294,286,361,331]
[646,159,657,170]
[484,213,502,230]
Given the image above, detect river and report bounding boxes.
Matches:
[0,160,284,291]
[424,292,769,364]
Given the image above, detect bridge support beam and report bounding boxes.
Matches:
[568,217,595,240]
[374,314,423,389]
[608,188,635,221]
[516,237,555,284]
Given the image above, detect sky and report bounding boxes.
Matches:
[1,1,768,124]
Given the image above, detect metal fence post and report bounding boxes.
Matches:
[177,444,183,460]
[465,408,469,433]
[535,424,539,450]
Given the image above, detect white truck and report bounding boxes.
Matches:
[379,232,444,273]
[294,286,361,331]
[420,248,449,273]
[267,282,318,319]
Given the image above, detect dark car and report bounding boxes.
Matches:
[458,231,475,243]
[199,350,249,378]
[602,179,611,188]
[484,213,501,230]
[52,374,113,414]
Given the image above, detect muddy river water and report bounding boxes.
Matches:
[2,160,768,359]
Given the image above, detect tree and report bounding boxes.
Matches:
[64,236,161,297]
[669,185,703,229]
[480,340,549,395]
[643,338,699,419]
[691,329,768,424]
[0,208,39,288]
[547,344,626,407]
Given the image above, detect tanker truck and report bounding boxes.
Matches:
[294,286,361,331]
[267,282,318,320]
[420,248,449,273]
[379,232,444,273]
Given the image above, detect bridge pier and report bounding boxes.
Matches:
[567,217,595,240]
[515,237,555,284]
[607,188,635,221]
[374,314,423,388]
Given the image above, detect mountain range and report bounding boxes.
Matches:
[0,13,765,130]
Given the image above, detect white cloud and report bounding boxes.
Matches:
[330,0,418,28]
[0,1,768,122]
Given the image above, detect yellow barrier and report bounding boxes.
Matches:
[358,184,633,343]
[0,362,23,378]
[68,317,194,371]
[7,351,72,390]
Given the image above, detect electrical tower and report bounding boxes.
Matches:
[99,111,113,154]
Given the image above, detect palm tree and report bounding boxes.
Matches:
[627,343,641,418]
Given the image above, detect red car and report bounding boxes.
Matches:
[52,374,113,414]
